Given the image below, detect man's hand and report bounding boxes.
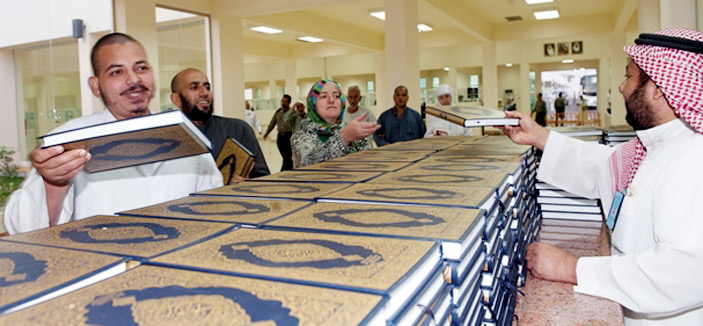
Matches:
[31,146,91,186]
[228,162,255,184]
[341,113,381,145]
[263,134,269,141]
[525,242,578,284]
[500,111,550,150]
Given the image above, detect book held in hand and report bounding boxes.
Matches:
[39,110,211,173]
[424,105,519,127]
[215,137,256,183]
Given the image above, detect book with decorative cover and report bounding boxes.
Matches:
[0,242,127,314]
[254,170,383,183]
[296,161,410,172]
[119,196,311,225]
[39,110,211,173]
[0,265,387,325]
[194,181,352,200]
[401,161,522,175]
[420,153,525,164]
[367,169,512,189]
[0,215,234,259]
[149,228,441,321]
[215,137,255,183]
[328,150,429,162]
[441,143,530,155]
[318,183,498,210]
[264,202,484,261]
[424,105,519,127]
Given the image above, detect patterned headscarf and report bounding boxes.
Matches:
[307,79,347,142]
[611,28,703,192]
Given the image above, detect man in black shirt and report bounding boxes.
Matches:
[170,68,270,181]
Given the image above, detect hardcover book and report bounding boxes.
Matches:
[420,153,525,164]
[0,242,126,314]
[215,137,255,183]
[194,181,352,200]
[424,105,519,127]
[318,183,498,210]
[150,228,441,321]
[39,110,211,173]
[442,143,530,155]
[254,170,383,183]
[264,202,484,261]
[327,150,429,162]
[0,265,386,325]
[367,169,511,189]
[118,196,311,225]
[0,215,234,259]
[296,161,409,172]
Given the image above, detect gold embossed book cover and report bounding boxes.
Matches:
[266,202,484,260]
[151,228,441,320]
[215,137,255,183]
[0,242,125,314]
[39,110,210,173]
[255,170,382,183]
[1,215,233,258]
[367,169,511,188]
[195,181,352,200]
[296,161,409,172]
[0,265,386,325]
[424,105,519,127]
[327,150,429,162]
[119,196,310,225]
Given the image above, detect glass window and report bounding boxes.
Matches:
[470,74,479,88]
[432,77,440,89]
[366,80,374,92]
[156,7,210,112]
[419,78,427,90]
[15,41,81,156]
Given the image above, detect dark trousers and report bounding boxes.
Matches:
[277,131,293,171]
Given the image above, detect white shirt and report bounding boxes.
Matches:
[4,109,223,234]
[538,118,703,325]
[245,109,262,133]
[343,106,377,145]
[424,115,473,137]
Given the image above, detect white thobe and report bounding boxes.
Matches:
[4,110,223,234]
[538,118,703,325]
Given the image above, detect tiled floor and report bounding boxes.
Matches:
[256,135,283,175]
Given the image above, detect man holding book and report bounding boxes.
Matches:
[4,33,222,234]
[170,68,270,182]
[503,28,703,325]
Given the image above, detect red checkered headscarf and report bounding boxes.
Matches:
[612,28,703,192]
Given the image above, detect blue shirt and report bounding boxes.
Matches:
[373,107,426,146]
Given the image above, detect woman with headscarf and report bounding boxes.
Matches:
[425,84,472,137]
[291,79,380,168]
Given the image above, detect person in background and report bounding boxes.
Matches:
[171,68,270,181]
[287,101,307,133]
[291,79,379,168]
[504,97,516,111]
[343,85,377,145]
[503,28,703,326]
[425,84,471,137]
[374,85,426,146]
[244,100,262,135]
[531,92,547,127]
[264,94,294,171]
[4,33,222,234]
[577,95,588,125]
[554,92,566,126]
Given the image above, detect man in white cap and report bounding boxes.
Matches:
[425,84,471,137]
[503,28,703,325]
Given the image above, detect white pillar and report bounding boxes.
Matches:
[519,63,530,114]
[0,49,20,160]
[481,43,498,110]
[384,0,421,111]
[638,0,661,32]
[374,52,387,113]
[660,0,697,29]
[285,59,297,101]
[609,33,628,127]
[268,80,278,105]
[113,0,160,113]
[211,12,245,119]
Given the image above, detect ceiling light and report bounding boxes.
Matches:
[297,36,323,43]
[525,0,554,4]
[443,67,450,71]
[534,9,559,20]
[417,23,433,32]
[250,26,282,34]
[505,63,513,67]
[562,59,574,63]
[369,9,386,20]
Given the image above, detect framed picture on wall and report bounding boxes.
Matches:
[544,43,556,56]
[558,42,570,55]
[572,41,583,54]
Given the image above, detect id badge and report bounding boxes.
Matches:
[606,191,625,231]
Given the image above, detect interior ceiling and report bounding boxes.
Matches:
[226,0,631,62]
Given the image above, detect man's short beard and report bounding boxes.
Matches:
[181,94,213,122]
[625,72,657,131]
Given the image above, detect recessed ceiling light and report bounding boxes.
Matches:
[369,9,386,20]
[534,9,559,20]
[562,59,574,63]
[525,0,554,4]
[443,67,450,71]
[250,26,282,34]
[297,36,323,43]
[505,63,513,67]
[417,23,433,32]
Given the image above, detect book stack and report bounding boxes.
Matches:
[601,126,636,146]
[547,126,603,143]
[0,135,544,326]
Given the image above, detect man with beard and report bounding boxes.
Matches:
[4,33,222,234]
[170,68,270,182]
[502,28,703,325]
